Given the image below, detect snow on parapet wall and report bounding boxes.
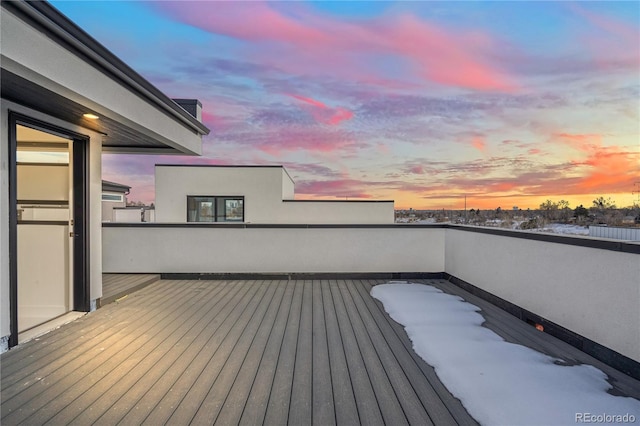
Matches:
[371,283,640,426]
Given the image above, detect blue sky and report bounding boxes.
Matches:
[52,1,640,209]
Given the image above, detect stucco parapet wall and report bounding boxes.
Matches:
[102,223,640,254]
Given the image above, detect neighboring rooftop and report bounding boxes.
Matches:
[101,180,131,193]
[154,165,395,224]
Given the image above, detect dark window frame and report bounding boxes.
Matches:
[186,195,244,223]
[8,112,91,348]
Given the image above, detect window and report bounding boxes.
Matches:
[188,196,244,222]
[102,193,124,202]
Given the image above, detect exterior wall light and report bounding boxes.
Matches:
[83,113,99,120]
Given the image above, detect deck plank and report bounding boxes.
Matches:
[238,280,295,425]
[321,280,359,425]
[115,280,257,425]
[288,281,314,425]
[192,280,287,425]
[312,280,336,426]
[337,279,409,426]
[330,280,385,426]
[71,280,238,425]
[143,281,272,425]
[45,280,229,425]
[263,280,304,425]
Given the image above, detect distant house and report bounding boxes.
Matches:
[155,165,395,224]
[101,180,130,222]
[1,1,209,348]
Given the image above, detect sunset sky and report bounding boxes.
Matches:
[52,1,639,210]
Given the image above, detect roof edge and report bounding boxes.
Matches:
[4,1,209,136]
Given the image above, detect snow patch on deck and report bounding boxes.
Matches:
[371,282,640,425]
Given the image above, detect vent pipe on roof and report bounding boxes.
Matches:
[173,99,202,122]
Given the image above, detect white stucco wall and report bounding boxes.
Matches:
[282,170,295,200]
[1,101,104,339]
[156,166,285,223]
[101,192,126,222]
[155,166,394,224]
[444,228,640,363]
[102,226,446,274]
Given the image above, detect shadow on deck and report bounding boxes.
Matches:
[100,274,161,307]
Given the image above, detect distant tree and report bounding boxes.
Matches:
[592,196,616,210]
[539,199,558,220]
[558,200,571,222]
[574,205,589,218]
[494,206,503,220]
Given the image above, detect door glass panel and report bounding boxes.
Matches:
[16,125,73,333]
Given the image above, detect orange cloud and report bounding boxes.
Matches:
[472,136,486,151]
[575,147,639,192]
[553,133,602,152]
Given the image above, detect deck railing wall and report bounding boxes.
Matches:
[444,228,640,366]
[102,224,640,365]
[102,224,446,274]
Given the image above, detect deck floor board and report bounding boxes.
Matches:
[3,278,638,425]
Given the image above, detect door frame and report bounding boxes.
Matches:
[8,112,90,348]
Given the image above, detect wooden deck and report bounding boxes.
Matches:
[1,279,638,425]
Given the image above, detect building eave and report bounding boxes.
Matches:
[3,1,209,137]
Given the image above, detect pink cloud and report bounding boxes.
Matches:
[376,15,517,91]
[289,94,326,109]
[408,165,425,174]
[220,126,366,157]
[154,2,517,92]
[296,179,373,199]
[288,94,354,125]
